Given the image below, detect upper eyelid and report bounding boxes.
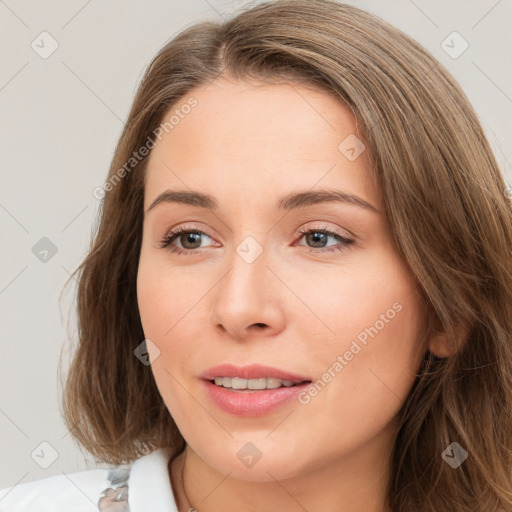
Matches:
[157,206,362,235]
[164,223,349,236]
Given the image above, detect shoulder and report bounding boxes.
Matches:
[0,448,178,512]
[0,466,113,511]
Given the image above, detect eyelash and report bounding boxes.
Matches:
[158,225,354,256]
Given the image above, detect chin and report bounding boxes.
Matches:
[197,443,308,482]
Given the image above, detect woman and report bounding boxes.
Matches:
[1,0,511,510]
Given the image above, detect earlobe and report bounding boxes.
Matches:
[427,323,470,358]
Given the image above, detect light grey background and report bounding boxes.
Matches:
[1,0,511,490]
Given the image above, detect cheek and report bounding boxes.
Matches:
[136,256,196,423]
[136,251,210,390]
[298,248,425,407]
[137,259,166,340]
[136,250,202,340]
[307,298,424,454]
[293,249,421,353]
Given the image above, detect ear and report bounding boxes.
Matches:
[428,322,470,358]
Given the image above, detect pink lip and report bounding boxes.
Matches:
[200,364,312,417]
[201,380,312,417]
[200,364,311,383]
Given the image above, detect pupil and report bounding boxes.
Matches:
[308,232,326,247]
[182,233,201,249]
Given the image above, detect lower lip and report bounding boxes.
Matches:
[202,380,311,417]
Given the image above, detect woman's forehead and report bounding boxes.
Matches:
[143,79,379,213]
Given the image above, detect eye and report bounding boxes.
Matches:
[158,224,354,255]
[295,225,354,254]
[158,225,217,255]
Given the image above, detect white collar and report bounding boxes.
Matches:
[126,448,177,511]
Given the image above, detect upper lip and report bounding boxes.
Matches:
[201,364,311,383]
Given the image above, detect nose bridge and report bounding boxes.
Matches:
[209,233,285,338]
[220,234,273,309]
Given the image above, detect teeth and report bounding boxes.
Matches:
[213,377,298,390]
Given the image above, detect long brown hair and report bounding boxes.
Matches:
[60,1,512,510]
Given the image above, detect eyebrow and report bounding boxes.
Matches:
[146,188,378,214]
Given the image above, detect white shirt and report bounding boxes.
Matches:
[0,448,179,511]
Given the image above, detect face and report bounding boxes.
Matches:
[137,77,427,482]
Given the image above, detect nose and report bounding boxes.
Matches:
[209,241,286,341]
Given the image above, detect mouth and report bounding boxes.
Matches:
[200,364,313,416]
[208,376,312,392]
[202,379,312,417]
[200,363,312,391]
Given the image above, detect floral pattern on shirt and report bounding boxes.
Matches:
[98,467,131,511]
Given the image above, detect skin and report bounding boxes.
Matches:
[136,76,436,512]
